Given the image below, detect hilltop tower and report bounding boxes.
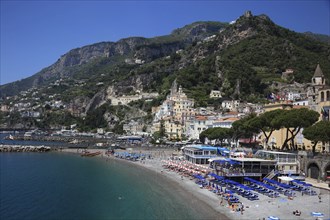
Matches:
[307,64,327,109]
[170,79,178,97]
[312,63,325,86]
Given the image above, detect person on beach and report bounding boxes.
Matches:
[318,194,321,202]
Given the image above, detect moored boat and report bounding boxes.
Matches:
[81,151,101,157]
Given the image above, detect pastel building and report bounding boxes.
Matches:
[152,80,195,140]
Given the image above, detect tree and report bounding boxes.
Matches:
[159,120,165,137]
[8,111,21,127]
[248,109,284,147]
[200,127,231,145]
[274,108,319,150]
[303,121,330,153]
[231,113,258,146]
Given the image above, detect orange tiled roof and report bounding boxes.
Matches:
[224,117,239,121]
[225,111,239,115]
[195,115,207,120]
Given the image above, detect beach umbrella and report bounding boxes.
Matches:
[311,212,324,217]
[303,183,313,187]
[267,216,280,220]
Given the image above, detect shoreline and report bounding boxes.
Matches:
[61,148,229,220]
[60,148,330,220]
[2,146,330,220]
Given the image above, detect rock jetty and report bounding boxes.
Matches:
[0,144,52,152]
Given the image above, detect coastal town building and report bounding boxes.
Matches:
[316,86,330,152]
[123,120,146,135]
[109,92,159,106]
[185,115,213,140]
[183,145,218,164]
[254,150,301,176]
[152,80,194,140]
[212,117,239,129]
[221,100,240,111]
[185,113,239,142]
[307,64,326,110]
[211,157,276,178]
[163,117,183,140]
[238,102,263,115]
[272,65,328,152]
[293,99,308,106]
[209,90,222,98]
[260,102,317,151]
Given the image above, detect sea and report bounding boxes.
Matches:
[0,133,213,220]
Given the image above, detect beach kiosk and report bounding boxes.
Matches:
[183,145,218,164]
[212,157,276,178]
[254,150,301,178]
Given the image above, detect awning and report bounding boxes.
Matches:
[208,157,226,162]
[278,176,294,182]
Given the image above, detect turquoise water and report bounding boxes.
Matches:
[0,152,214,220]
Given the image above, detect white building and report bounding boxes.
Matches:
[209,90,222,98]
[221,100,240,111]
[186,115,217,140]
[293,99,308,106]
[212,117,239,129]
[287,91,301,101]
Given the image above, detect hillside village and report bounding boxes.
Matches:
[1,63,329,152]
[149,64,329,151]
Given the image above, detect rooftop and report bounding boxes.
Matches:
[256,150,297,155]
[230,157,276,162]
[185,144,218,151]
[313,63,324,78]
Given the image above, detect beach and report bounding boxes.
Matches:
[62,148,330,220]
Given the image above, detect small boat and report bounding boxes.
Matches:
[81,151,102,157]
[69,139,79,144]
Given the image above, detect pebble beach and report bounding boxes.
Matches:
[62,148,330,220]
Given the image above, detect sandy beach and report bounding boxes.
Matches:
[62,148,330,220]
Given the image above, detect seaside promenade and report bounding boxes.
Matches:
[61,148,330,220]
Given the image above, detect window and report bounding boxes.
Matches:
[327,91,330,101]
[321,92,324,102]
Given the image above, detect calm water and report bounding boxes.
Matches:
[0,152,209,220]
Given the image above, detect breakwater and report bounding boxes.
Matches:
[7,134,108,143]
[0,144,52,152]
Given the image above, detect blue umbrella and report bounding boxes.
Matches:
[268,216,280,220]
[311,212,324,217]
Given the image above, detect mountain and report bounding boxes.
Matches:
[1,11,330,130]
[303,32,330,44]
[0,21,227,97]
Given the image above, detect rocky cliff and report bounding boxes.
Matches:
[1,12,329,111]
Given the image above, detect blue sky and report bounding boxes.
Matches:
[1,0,329,85]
